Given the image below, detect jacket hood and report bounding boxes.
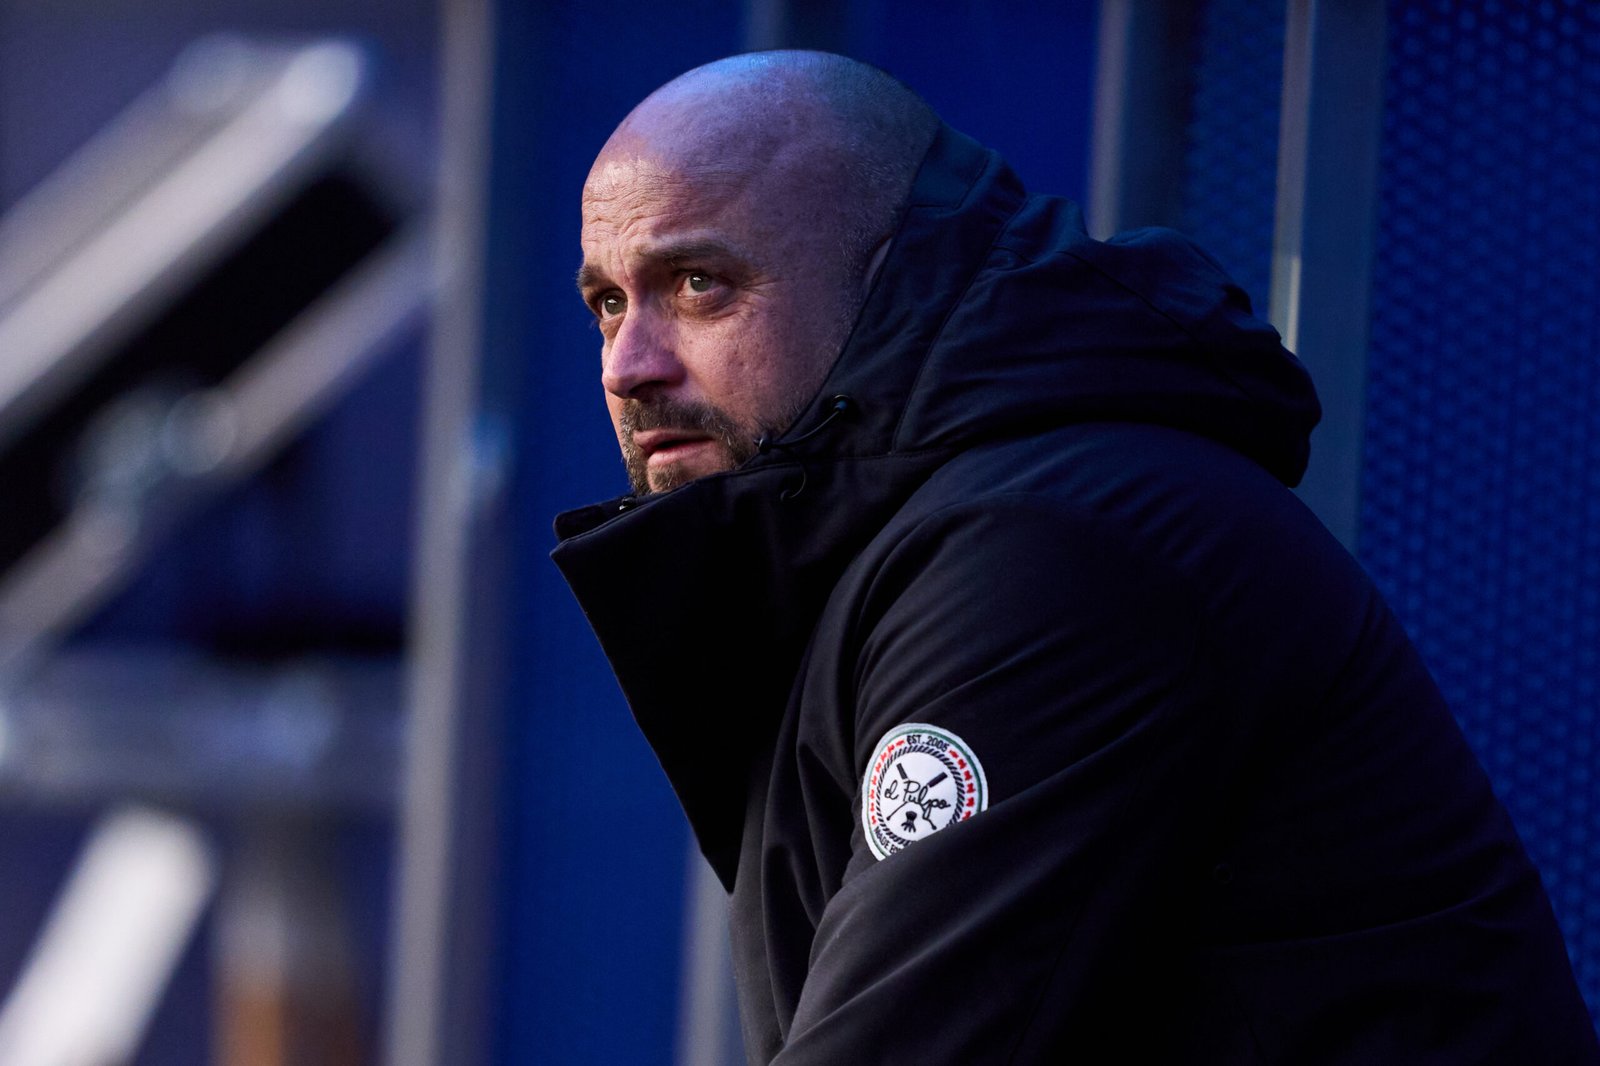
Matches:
[551,124,1320,885]
[782,122,1319,484]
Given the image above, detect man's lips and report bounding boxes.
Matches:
[631,427,717,460]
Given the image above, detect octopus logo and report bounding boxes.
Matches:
[862,722,987,860]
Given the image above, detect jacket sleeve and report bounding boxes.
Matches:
[773,495,1238,1064]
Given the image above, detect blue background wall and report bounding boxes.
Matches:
[1174,0,1600,1028]
[1359,0,1600,1017]
[1176,0,1285,313]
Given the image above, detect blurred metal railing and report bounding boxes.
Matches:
[0,34,431,1066]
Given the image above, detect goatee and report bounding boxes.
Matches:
[619,397,758,495]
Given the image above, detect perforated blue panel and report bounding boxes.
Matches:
[1361,0,1600,1022]
[1178,0,1286,313]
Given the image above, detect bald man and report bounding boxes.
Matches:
[554,53,1598,1065]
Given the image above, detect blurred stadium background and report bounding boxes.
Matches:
[0,1,1593,1063]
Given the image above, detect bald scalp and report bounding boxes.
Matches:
[605,51,938,286]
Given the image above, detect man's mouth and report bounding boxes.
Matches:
[631,428,717,462]
[617,399,756,494]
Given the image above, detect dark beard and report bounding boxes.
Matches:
[618,397,760,494]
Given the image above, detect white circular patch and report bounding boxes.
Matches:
[862,722,988,860]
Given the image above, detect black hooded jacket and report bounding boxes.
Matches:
[553,127,1598,1063]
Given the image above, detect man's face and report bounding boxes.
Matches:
[578,123,859,495]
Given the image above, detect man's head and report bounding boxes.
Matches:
[578,51,937,494]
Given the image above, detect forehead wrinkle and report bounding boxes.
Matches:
[582,154,767,257]
[585,147,839,238]
[582,173,755,274]
[583,151,745,215]
[648,235,755,267]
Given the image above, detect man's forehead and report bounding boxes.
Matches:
[608,73,804,159]
[577,158,766,294]
[585,153,674,196]
[584,79,837,206]
[579,128,823,258]
[580,153,752,250]
[579,82,853,278]
[583,152,735,212]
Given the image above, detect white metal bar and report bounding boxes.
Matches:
[0,807,217,1066]
[1085,0,1195,238]
[1087,0,1136,239]
[385,0,500,1063]
[0,40,365,455]
[1270,0,1386,548]
[742,0,847,51]
[675,850,743,1066]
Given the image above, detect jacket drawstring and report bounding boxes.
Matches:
[756,395,856,501]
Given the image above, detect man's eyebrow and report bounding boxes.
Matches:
[648,237,744,265]
[575,261,605,296]
[575,237,750,297]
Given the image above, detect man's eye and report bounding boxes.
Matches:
[599,293,626,317]
[684,272,714,294]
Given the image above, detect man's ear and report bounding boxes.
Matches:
[863,238,892,294]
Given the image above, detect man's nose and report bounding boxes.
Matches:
[601,306,683,399]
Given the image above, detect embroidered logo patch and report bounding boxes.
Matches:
[862,722,987,860]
